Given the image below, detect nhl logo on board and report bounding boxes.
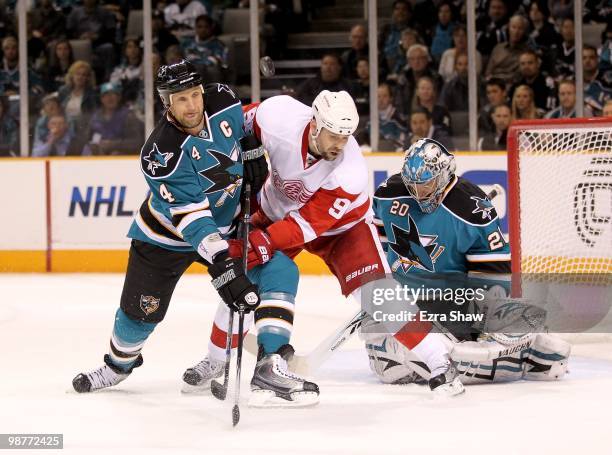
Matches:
[140,295,160,315]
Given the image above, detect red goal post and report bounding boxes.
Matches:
[507,117,612,276]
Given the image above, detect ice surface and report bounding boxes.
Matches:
[1,274,610,454]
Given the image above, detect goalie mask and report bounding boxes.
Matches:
[401,138,456,213]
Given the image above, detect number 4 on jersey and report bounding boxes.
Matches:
[160,183,175,203]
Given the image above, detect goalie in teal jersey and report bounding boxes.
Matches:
[364,138,570,385]
[72,61,312,403]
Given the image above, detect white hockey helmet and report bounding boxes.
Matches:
[312,90,359,137]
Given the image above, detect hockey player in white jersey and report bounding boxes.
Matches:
[364,138,570,386]
[184,91,465,404]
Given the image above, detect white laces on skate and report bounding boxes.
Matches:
[192,357,223,379]
[272,356,303,382]
[86,365,126,390]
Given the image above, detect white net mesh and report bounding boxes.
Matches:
[515,124,612,275]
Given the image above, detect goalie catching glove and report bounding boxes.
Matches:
[240,135,268,197]
[208,252,260,312]
[227,229,276,270]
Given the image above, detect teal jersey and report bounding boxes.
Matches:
[373,174,511,278]
[128,83,245,256]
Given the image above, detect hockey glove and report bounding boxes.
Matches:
[240,135,268,196]
[208,253,260,313]
[227,229,275,271]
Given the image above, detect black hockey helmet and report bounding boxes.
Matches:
[156,59,203,108]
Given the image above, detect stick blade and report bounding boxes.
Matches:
[210,380,227,400]
[232,404,240,426]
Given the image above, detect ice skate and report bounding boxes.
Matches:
[72,354,142,393]
[181,355,224,392]
[428,361,465,397]
[249,344,319,408]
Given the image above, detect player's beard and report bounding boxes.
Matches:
[177,110,204,130]
[312,135,341,161]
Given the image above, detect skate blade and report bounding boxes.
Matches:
[180,380,214,394]
[432,378,465,398]
[248,389,319,408]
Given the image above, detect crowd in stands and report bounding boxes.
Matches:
[292,0,612,152]
[0,0,610,156]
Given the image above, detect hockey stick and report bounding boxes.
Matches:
[232,182,251,426]
[243,184,505,374]
[210,184,252,404]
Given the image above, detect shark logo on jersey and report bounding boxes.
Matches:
[388,218,444,273]
[216,83,237,98]
[198,147,242,207]
[471,196,494,220]
[143,143,174,176]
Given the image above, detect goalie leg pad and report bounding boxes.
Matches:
[523,333,571,381]
[365,334,429,384]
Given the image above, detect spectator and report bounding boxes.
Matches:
[0,36,44,99]
[551,17,575,80]
[430,1,457,63]
[45,39,74,92]
[25,11,48,74]
[164,0,208,32]
[0,95,18,157]
[390,28,422,76]
[152,10,179,55]
[511,84,544,119]
[58,60,98,123]
[584,45,612,116]
[110,37,143,105]
[34,93,67,145]
[548,0,573,25]
[395,44,443,117]
[405,107,455,151]
[30,0,67,45]
[66,0,117,81]
[600,23,612,74]
[296,53,356,106]
[352,58,370,116]
[82,82,144,156]
[165,45,185,66]
[380,1,420,74]
[439,25,482,83]
[546,79,593,118]
[440,52,485,112]
[32,113,78,157]
[361,83,408,150]
[527,0,559,72]
[341,24,368,80]
[479,77,508,133]
[509,49,556,111]
[476,0,509,56]
[602,99,612,117]
[485,14,531,83]
[412,75,451,132]
[181,15,228,83]
[478,103,511,151]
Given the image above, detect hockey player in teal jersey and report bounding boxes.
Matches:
[364,138,570,386]
[71,61,311,399]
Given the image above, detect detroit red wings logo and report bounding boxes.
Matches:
[272,169,314,203]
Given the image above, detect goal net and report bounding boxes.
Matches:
[508,118,612,275]
[507,118,612,337]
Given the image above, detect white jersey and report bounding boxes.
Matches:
[244,95,371,250]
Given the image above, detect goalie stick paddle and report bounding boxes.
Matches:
[243,184,505,374]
